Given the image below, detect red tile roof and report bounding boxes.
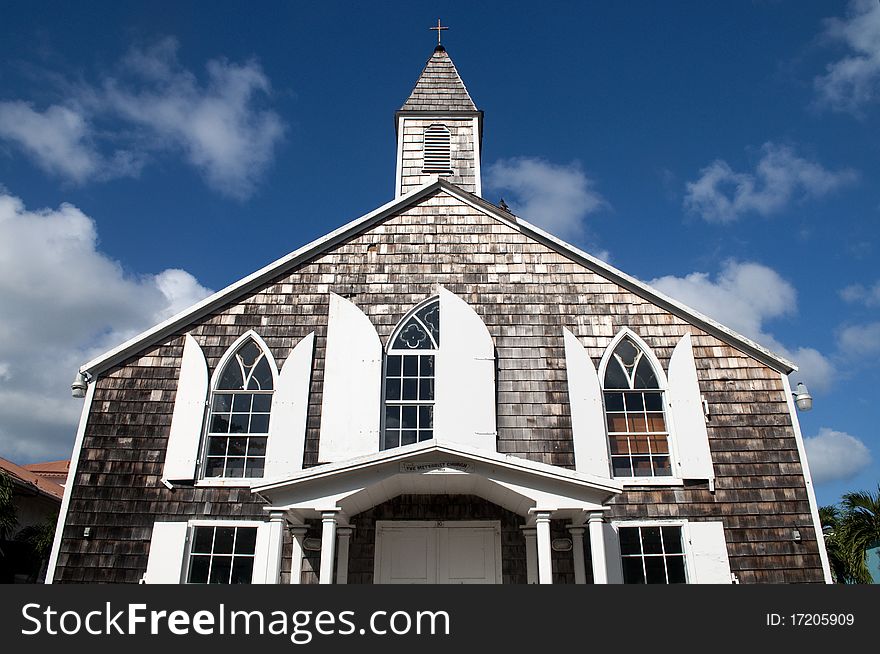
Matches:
[0,457,66,501]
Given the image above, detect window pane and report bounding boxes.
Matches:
[632,456,652,476]
[415,301,440,345]
[230,413,250,433]
[383,430,400,450]
[614,339,639,368]
[609,436,628,455]
[231,557,254,584]
[624,393,644,411]
[634,357,659,389]
[666,556,686,583]
[228,437,248,456]
[630,437,650,454]
[235,528,257,554]
[205,458,225,477]
[218,363,244,390]
[621,558,645,584]
[188,556,210,583]
[232,394,252,412]
[251,394,271,413]
[644,557,667,584]
[225,458,245,477]
[418,430,433,442]
[418,406,433,428]
[646,413,666,432]
[209,556,232,584]
[212,394,232,412]
[394,321,430,349]
[603,392,624,411]
[401,430,417,446]
[249,414,270,434]
[402,379,418,400]
[250,358,273,391]
[248,436,267,456]
[238,341,261,367]
[402,356,418,376]
[662,527,683,554]
[653,456,672,476]
[618,528,642,555]
[210,415,230,434]
[606,414,627,432]
[386,355,401,377]
[611,458,631,477]
[644,392,663,411]
[641,527,663,554]
[401,406,418,429]
[385,379,401,400]
[214,527,236,554]
[385,406,400,429]
[192,527,214,554]
[604,360,629,389]
[419,379,434,400]
[245,459,265,478]
[650,436,669,454]
[420,355,435,376]
[207,437,227,456]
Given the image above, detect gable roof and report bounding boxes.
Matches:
[400,45,478,112]
[0,457,65,501]
[79,178,796,378]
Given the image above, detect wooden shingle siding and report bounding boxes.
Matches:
[55,189,823,583]
[400,118,477,195]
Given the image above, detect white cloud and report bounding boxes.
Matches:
[804,428,873,485]
[684,143,857,223]
[0,190,212,462]
[485,157,608,242]
[840,280,880,307]
[814,0,880,115]
[649,260,834,392]
[836,321,880,356]
[0,38,284,198]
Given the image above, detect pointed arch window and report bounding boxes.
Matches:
[422,124,452,173]
[383,298,439,450]
[602,335,672,478]
[204,336,275,479]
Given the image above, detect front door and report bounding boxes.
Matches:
[374,521,501,584]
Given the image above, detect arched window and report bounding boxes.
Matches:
[204,335,276,479]
[602,334,672,478]
[422,124,452,173]
[383,298,439,450]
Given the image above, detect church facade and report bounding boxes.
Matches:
[47,44,830,585]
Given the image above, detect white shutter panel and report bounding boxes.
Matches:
[251,522,273,585]
[318,293,382,462]
[143,521,188,583]
[434,288,496,451]
[563,328,611,478]
[265,332,315,478]
[603,523,624,584]
[668,333,714,486]
[162,334,208,482]
[686,521,732,584]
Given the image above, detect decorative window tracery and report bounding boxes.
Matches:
[603,336,672,478]
[383,298,439,449]
[204,337,274,478]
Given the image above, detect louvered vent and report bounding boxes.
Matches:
[423,124,452,173]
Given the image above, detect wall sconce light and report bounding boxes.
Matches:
[551,538,572,552]
[792,528,802,543]
[793,382,812,412]
[71,371,89,398]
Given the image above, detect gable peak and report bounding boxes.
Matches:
[400,46,478,112]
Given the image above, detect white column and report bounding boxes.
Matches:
[568,526,587,585]
[336,526,353,585]
[533,511,553,585]
[265,511,286,584]
[520,526,538,584]
[319,511,339,584]
[588,512,608,584]
[289,526,307,585]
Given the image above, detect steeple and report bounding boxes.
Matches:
[394,42,483,198]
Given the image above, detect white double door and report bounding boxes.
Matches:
[374,521,502,584]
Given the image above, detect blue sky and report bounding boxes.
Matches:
[0,1,877,507]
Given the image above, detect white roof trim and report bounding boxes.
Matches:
[80,178,796,376]
[252,439,623,497]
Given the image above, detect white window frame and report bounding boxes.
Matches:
[611,519,694,584]
[197,330,279,487]
[381,296,439,451]
[181,519,268,585]
[597,328,683,487]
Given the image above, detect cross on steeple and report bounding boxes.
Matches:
[430,18,448,45]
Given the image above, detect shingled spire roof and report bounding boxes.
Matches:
[400,45,478,112]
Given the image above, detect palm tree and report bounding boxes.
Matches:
[839,486,880,584]
[0,471,18,541]
[819,504,849,583]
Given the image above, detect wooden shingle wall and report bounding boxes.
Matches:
[54,189,823,583]
[399,118,477,195]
